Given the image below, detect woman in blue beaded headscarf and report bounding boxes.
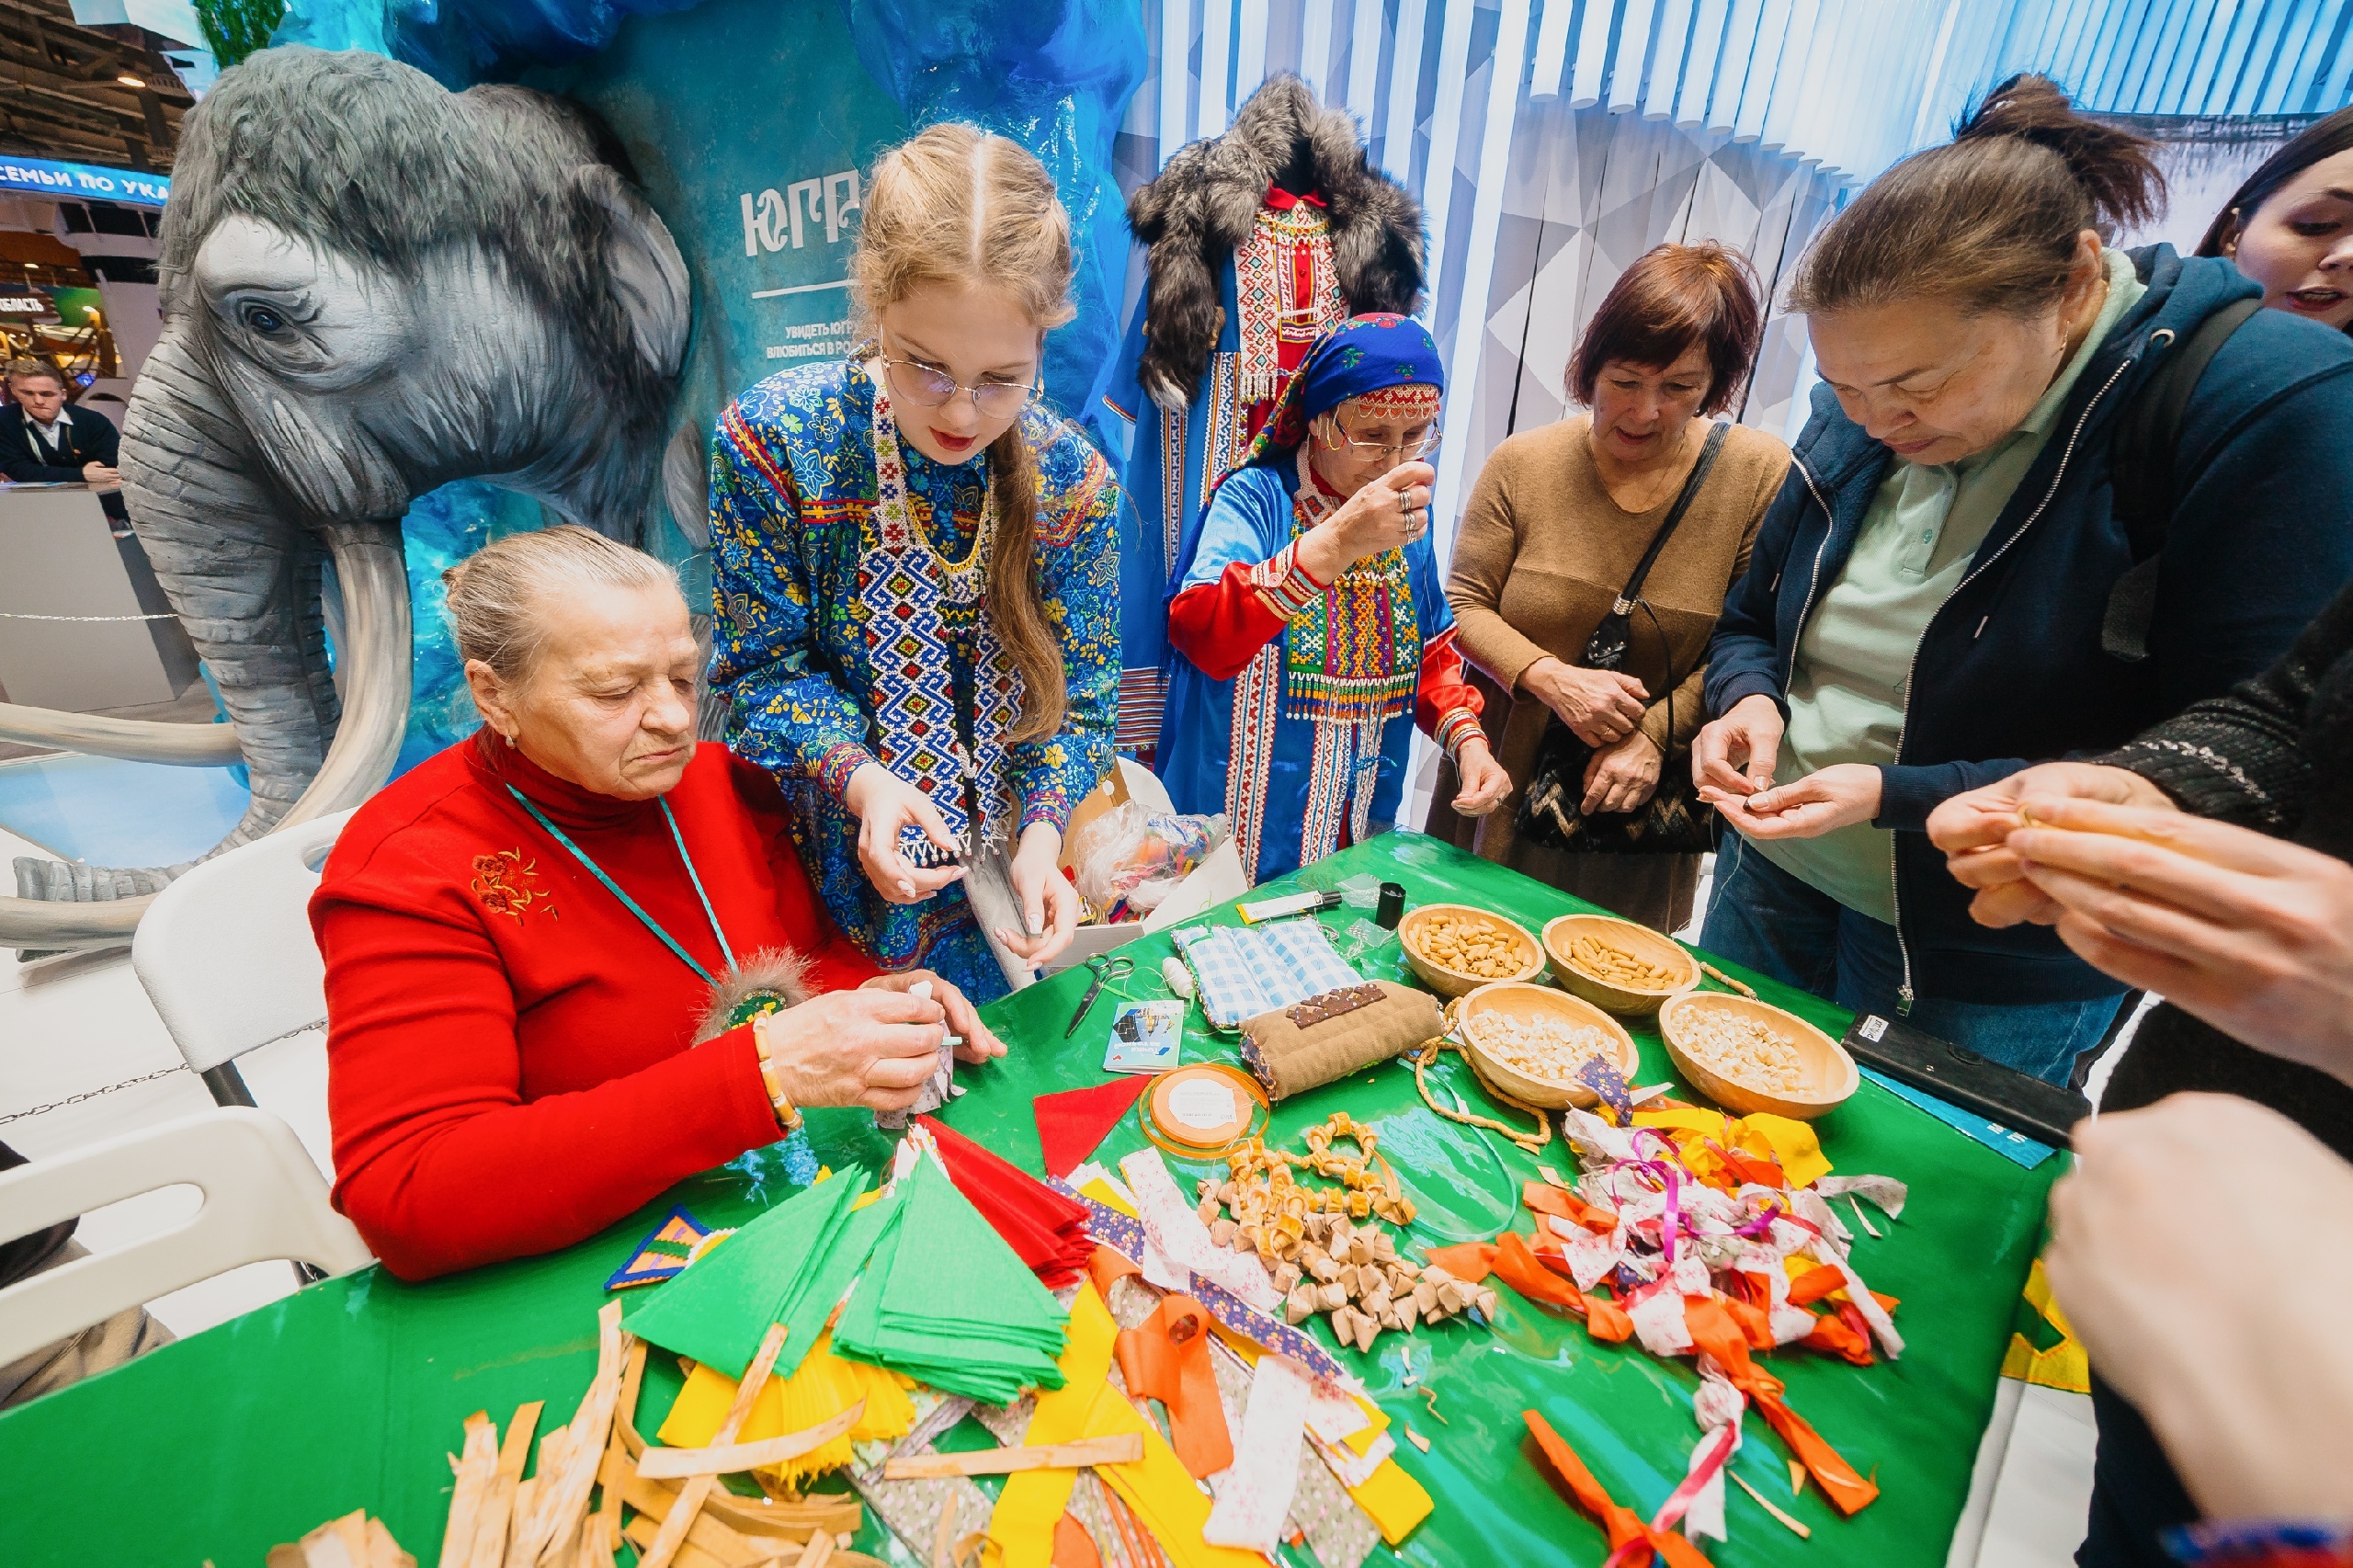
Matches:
[1156,314,1510,881]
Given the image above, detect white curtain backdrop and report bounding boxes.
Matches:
[1103,0,2353,819]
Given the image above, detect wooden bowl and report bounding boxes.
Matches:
[1656,992,1859,1119]
[1399,903,1544,998]
[1543,913,1700,1016]
[1454,982,1641,1110]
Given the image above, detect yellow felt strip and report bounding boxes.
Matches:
[656,1334,912,1483]
[1741,1113,1832,1188]
[885,1434,1143,1479]
[1088,1389,1264,1568]
[1077,1178,1138,1218]
[986,1283,1122,1568]
[1346,1458,1435,1546]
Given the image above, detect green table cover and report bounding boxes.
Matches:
[0,835,2054,1567]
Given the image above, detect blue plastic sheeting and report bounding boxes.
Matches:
[274,0,707,86]
[839,0,1147,402]
[0,755,249,867]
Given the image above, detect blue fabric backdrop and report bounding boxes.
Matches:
[266,0,1144,766]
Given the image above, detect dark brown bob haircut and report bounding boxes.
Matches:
[1567,242,1764,416]
[1790,74,2162,319]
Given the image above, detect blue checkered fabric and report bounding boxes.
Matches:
[1171,919,1364,1028]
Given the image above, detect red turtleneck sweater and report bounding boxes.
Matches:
[311,732,880,1280]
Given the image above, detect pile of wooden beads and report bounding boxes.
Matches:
[1564,930,1680,990]
[1409,911,1530,980]
[1279,1215,1498,1351]
[1462,1008,1609,1085]
[1192,1114,1415,1261]
[1193,1115,1494,1353]
[1676,1006,1806,1091]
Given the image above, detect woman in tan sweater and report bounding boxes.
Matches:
[1429,244,1790,932]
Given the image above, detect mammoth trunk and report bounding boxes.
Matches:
[2,339,415,950]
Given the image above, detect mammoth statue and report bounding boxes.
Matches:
[0,45,688,950]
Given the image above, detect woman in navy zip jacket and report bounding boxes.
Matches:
[1690,76,2353,1084]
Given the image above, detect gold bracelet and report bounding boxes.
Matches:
[753,1018,804,1132]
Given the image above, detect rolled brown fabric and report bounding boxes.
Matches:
[1239,981,1445,1100]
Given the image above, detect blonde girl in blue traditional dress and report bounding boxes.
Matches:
[707,125,1120,1001]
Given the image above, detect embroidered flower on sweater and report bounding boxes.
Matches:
[471,849,555,924]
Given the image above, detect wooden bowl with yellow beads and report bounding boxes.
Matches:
[1398,903,1545,998]
[1542,913,1700,1016]
[1454,982,1641,1110]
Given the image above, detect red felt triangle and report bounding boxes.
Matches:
[920,1116,1095,1289]
[1029,1075,1153,1182]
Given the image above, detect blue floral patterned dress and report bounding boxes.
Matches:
[708,358,1121,1001]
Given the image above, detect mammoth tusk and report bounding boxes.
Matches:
[2,520,413,953]
[0,890,148,946]
[0,704,244,767]
[275,520,411,829]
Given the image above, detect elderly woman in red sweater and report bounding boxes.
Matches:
[312,526,1001,1280]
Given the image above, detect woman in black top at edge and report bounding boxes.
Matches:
[1932,566,2353,1562]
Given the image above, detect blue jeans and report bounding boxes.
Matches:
[1699,835,2124,1085]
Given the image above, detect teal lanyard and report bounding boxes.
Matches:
[505,784,737,985]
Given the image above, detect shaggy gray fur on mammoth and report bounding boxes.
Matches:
[5,46,690,947]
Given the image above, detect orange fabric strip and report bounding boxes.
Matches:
[1582,1285,1634,1344]
[1519,1184,1617,1233]
[1052,1511,1104,1568]
[1113,1296,1233,1480]
[1422,1241,1497,1284]
[1683,1296,1879,1516]
[1786,1264,1846,1307]
[1715,1150,1786,1189]
[1493,1232,1586,1312]
[1720,1290,1775,1352]
[1503,1233,1636,1341]
[1802,1308,1874,1367]
[1088,1245,1141,1299]
[1522,1411,1716,1568]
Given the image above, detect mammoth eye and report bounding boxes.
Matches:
[243,303,289,335]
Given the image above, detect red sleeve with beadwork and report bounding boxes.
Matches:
[1415,625,1488,756]
[1166,544,1327,681]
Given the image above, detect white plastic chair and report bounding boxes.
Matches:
[131,808,355,1109]
[0,1108,372,1370]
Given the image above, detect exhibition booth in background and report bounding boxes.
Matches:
[0,1,2351,1565]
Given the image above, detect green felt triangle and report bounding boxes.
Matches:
[879,1154,1069,1334]
[829,1207,900,1359]
[779,1187,904,1369]
[831,1153,1069,1400]
[620,1166,864,1380]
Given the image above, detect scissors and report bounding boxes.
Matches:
[1063,953,1134,1039]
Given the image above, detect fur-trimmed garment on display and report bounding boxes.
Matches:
[1125,75,1426,410]
[1086,75,1427,752]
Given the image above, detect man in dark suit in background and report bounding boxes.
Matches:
[0,358,128,525]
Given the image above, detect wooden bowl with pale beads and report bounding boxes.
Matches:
[1454,982,1640,1110]
[1657,991,1858,1119]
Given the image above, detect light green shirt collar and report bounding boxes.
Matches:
[2009,247,2145,445]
